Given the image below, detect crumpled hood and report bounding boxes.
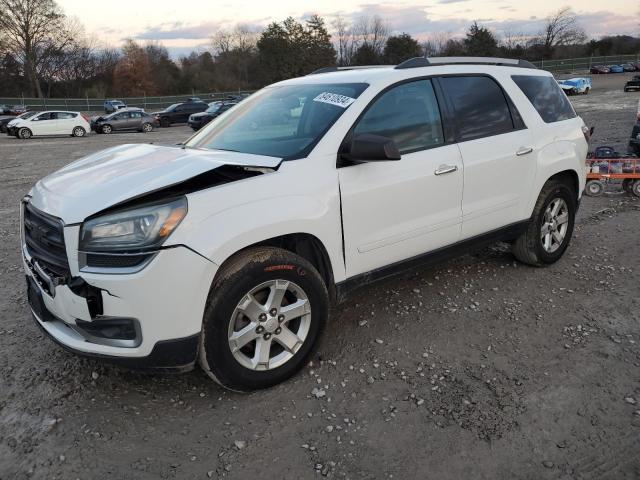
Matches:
[29,143,281,223]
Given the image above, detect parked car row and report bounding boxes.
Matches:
[3,96,246,139]
[590,63,640,74]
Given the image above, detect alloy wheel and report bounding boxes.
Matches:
[540,198,569,253]
[228,279,311,371]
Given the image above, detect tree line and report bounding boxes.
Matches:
[0,0,638,99]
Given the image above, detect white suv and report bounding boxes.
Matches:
[22,57,588,391]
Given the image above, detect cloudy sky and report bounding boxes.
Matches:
[58,0,637,57]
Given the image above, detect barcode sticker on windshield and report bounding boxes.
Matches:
[313,92,356,108]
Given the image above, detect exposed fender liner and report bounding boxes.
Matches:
[89,164,277,219]
[335,220,528,301]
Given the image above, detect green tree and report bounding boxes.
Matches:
[257,15,336,83]
[463,22,498,56]
[384,33,422,64]
[352,43,380,65]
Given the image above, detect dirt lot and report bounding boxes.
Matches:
[1,74,639,480]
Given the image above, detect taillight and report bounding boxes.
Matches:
[582,125,594,143]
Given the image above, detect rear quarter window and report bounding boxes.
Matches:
[511,75,576,123]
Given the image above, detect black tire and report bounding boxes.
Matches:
[622,179,633,193]
[199,247,328,391]
[512,179,577,267]
[584,88,590,95]
[632,180,640,198]
[584,179,604,197]
[160,118,170,128]
[18,127,32,139]
[72,126,85,137]
[101,124,112,134]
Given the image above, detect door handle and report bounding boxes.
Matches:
[516,147,533,156]
[434,164,458,176]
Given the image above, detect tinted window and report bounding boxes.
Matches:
[353,79,443,154]
[56,112,75,119]
[511,75,576,123]
[131,112,142,118]
[440,76,514,141]
[36,113,51,120]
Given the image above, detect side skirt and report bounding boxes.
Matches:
[335,220,528,302]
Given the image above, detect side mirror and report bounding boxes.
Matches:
[346,134,401,162]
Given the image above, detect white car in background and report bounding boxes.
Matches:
[10,110,90,139]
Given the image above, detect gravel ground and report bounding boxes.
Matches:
[1,74,639,480]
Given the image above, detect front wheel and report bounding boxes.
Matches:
[101,124,112,134]
[72,126,85,137]
[632,180,640,198]
[585,179,604,197]
[199,247,328,391]
[512,179,576,267]
[18,128,32,139]
[141,122,153,133]
[160,118,170,128]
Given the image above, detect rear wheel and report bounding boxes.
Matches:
[512,179,576,267]
[18,127,32,139]
[622,179,634,193]
[141,122,153,133]
[72,126,85,137]
[584,87,590,95]
[101,124,112,134]
[585,179,604,197]
[632,180,640,198]
[199,247,328,391]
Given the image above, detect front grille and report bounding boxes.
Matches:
[23,202,70,278]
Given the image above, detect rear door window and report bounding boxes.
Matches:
[439,76,516,141]
[511,75,576,123]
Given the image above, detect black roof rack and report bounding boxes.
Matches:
[308,65,391,75]
[395,57,537,70]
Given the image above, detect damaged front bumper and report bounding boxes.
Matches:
[22,204,218,371]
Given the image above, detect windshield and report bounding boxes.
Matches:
[165,103,180,112]
[186,83,368,159]
[206,104,222,113]
[19,111,37,119]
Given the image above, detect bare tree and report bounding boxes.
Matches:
[0,0,69,97]
[353,15,389,57]
[331,15,357,66]
[539,7,586,57]
[211,24,258,55]
[422,32,453,57]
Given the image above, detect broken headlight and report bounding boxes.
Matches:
[80,197,187,252]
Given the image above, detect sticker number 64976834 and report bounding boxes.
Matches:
[313,92,356,108]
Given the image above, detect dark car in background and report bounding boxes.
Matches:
[621,63,638,72]
[187,101,238,131]
[590,65,610,74]
[104,99,127,114]
[91,108,159,134]
[152,101,208,127]
[0,115,15,133]
[625,75,640,92]
[0,105,12,115]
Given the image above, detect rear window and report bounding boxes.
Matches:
[511,75,576,123]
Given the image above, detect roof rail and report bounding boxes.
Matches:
[308,65,391,75]
[395,57,537,70]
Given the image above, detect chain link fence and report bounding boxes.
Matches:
[0,90,255,113]
[530,54,639,73]
[1,54,638,112]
